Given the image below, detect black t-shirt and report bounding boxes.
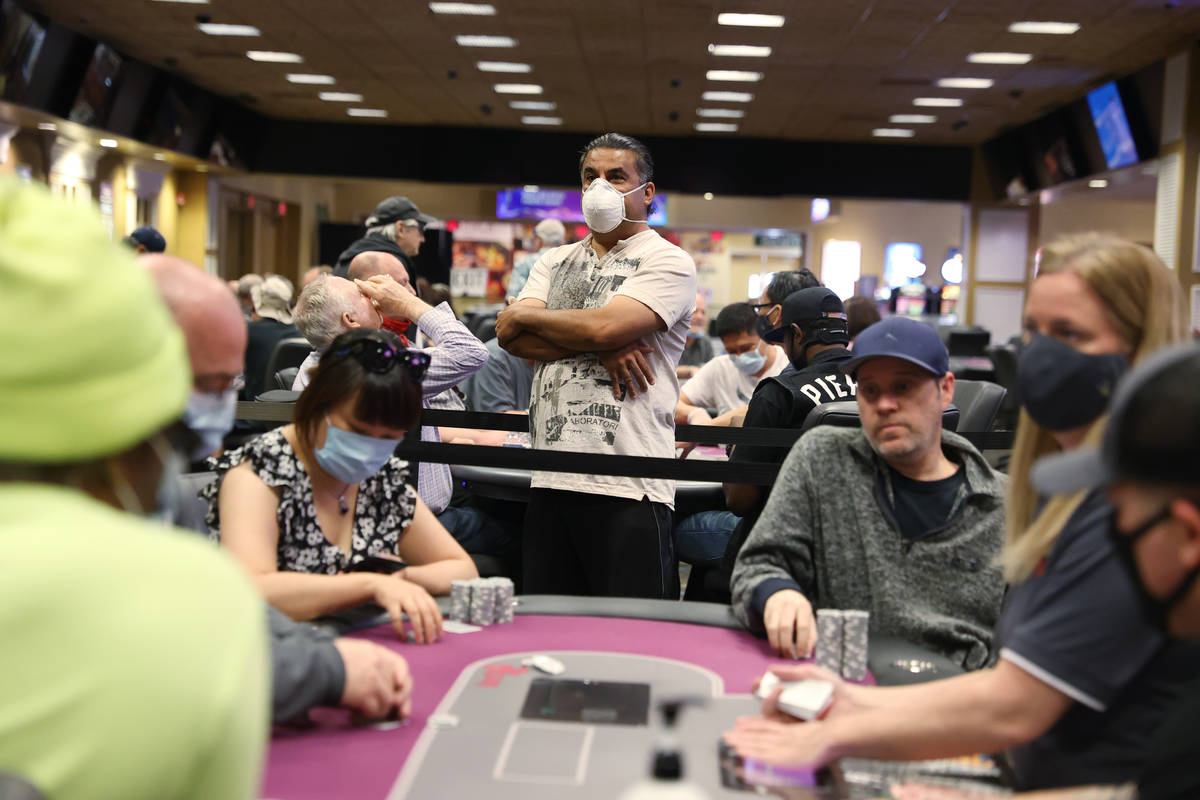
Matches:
[1139,675,1200,800]
[887,463,966,541]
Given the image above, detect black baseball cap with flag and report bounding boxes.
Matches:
[1032,343,1200,496]
[762,287,849,345]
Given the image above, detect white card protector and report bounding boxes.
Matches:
[443,620,483,634]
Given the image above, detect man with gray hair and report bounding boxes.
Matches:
[234,273,263,321]
[508,218,567,303]
[334,195,433,284]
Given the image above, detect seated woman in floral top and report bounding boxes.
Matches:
[204,328,477,644]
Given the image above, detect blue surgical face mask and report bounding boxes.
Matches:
[731,347,767,375]
[182,389,238,461]
[1017,334,1127,431]
[314,419,401,484]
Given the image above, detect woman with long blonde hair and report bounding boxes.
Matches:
[723,233,1198,792]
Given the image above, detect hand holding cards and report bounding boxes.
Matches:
[756,672,834,721]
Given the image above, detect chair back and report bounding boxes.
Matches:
[274,366,299,390]
[951,379,1007,432]
[263,338,312,391]
[947,328,991,357]
[801,400,960,434]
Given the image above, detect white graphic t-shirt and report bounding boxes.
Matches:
[517,229,697,507]
[681,347,786,416]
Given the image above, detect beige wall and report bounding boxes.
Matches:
[1037,196,1156,247]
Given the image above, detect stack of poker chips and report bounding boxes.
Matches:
[450,577,515,626]
[813,608,870,680]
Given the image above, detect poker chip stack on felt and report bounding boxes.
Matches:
[840,610,870,681]
[814,609,844,673]
[450,580,472,622]
[451,577,516,625]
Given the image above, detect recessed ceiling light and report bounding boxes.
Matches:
[968,52,1033,65]
[873,128,915,138]
[889,114,936,124]
[1008,21,1080,35]
[717,13,785,28]
[697,108,744,118]
[914,97,964,107]
[702,91,753,102]
[247,51,303,63]
[695,122,738,132]
[706,70,762,82]
[455,35,517,47]
[510,100,556,110]
[348,108,388,118]
[287,74,336,84]
[521,116,561,125]
[703,192,714,200]
[153,152,167,160]
[707,44,772,57]
[319,92,364,102]
[493,83,543,94]
[476,61,531,73]
[98,138,118,148]
[36,122,56,131]
[197,23,260,36]
[936,77,994,89]
[429,2,495,14]
[1089,179,1108,188]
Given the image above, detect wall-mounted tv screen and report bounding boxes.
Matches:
[0,0,46,103]
[496,186,668,226]
[1087,82,1139,169]
[68,44,122,127]
[145,86,194,151]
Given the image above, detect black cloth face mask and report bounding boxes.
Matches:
[1108,506,1200,631]
[1017,334,1127,431]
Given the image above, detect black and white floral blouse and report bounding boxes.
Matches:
[201,429,418,574]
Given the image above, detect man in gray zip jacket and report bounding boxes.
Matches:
[731,317,1007,670]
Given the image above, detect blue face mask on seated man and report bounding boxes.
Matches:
[182,390,238,461]
[1017,334,1128,431]
[315,420,402,485]
[731,348,767,375]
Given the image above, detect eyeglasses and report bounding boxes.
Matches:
[750,302,778,314]
[400,220,426,234]
[331,338,431,380]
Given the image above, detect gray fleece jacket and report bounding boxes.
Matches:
[731,426,1008,670]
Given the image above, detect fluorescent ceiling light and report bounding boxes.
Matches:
[936,77,994,89]
[707,44,772,57]
[1089,179,1108,188]
[889,114,936,124]
[456,35,516,47]
[319,92,363,102]
[287,74,336,84]
[197,23,260,36]
[477,61,531,73]
[36,122,56,131]
[697,108,745,118]
[695,122,738,132]
[247,51,303,63]
[493,83,542,94]
[429,2,495,14]
[1008,21,1080,35]
[98,138,119,148]
[510,100,556,110]
[348,108,388,118]
[521,116,562,125]
[702,90,753,102]
[717,13,785,28]
[914,97,964,107]
[968,52,1033,65]
[707,70,762,82]
[873,128,915,138]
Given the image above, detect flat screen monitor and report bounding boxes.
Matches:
[1087,82,1139,170]
[496,187,668,226]
[68,43,122,127]
[145,86,194,151]
[0,0,45,103]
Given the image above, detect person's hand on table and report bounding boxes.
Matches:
[755,663,863,721]
[763,590,816,660]
[723,715,835,770]
[599,341,655,399]
[371,573,443,644]
[354,275,422,322]
[334,638,414,719]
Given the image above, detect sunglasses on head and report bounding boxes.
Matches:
[331,337,431,380]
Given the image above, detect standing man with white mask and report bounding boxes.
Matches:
[495,132,697,599]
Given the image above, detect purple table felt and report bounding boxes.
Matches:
[263,613,821,799]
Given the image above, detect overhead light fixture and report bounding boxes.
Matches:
[1089,179,1108,188]
[197,23,260,36]
[153,153,167,161]
[36,122,56,131]
[707,44,772,57]
[873,128,915,138]
[348,108,388,118]
[98,138,118,148]
[968,52,1033,65]
[247,51,302,63]
[429,2,495,14]
[703,192,714,200]
[287,74,335,84]
[936,77,994,89]
[521,116,562,125]
[697,108,744,118]
[493,83,543,94]
[455,35,517,47]
[319,92,363,102]
[706,70,762,82]
[476,61,531,73]
[510,100,556,110]
[702,91,753,102]
[717,13,785,28]
[889,114,936,124]
[914,97,964,107]
[1008,21,1080,35]
[695,122,738,132]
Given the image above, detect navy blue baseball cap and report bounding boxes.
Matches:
[125,226,166,253]
[840,316,949,377]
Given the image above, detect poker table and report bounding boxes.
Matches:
[264,597,964,800]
